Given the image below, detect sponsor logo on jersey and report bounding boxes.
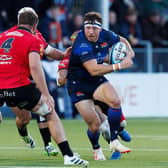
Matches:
[80,43,89,48]
[6,31,23,37]
[76,92,85,96]
[81,51,89,56]
[0,55,13,64]
[0,55,12,61]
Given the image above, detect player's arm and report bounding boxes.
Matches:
[119,36,135,58]
[44,45,72,60]
[103,55,109,63]
[104,37,135,64]
[83,58,133,76]
[29,51,54,110]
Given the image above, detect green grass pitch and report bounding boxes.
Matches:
[0,118,168,168]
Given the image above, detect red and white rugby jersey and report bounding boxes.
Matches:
[57,31,80,70]
[58,55,69,70]
[0,26,41,89]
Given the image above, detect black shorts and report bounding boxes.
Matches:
[67,76,108,104]
[0,83,41,110]
[94,100,109,115]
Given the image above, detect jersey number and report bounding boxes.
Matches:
[0,38,14,52]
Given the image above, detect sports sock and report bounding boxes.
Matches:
[58,141,73,156]
[39,127,51,147]
[87,129,100,150]
[18,126,28,137]
[121,112,126,121]
[119,126,124,132]
[107,107,122,141]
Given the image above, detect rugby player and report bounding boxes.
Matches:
[0,7,88,166]
[67,11,134,159]
[57,48,131,161]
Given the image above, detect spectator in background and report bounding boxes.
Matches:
[0,9,9,32]
[140,0,168,18]
[38,4,68,49]
[110,0,141,24]
[1,0,36,26]
[109,10,120,34]
[142,10,167,47]
[120,8,142,47]
[67,13,83,36]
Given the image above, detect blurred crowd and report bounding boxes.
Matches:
[1,0,168,49]
[109,0,168,48]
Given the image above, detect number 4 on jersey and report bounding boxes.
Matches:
[0,38,14,52]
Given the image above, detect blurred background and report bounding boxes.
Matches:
[1,0,168,118]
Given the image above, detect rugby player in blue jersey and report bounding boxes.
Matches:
[67,11,134,159]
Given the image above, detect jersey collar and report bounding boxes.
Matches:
[17,26,32,33]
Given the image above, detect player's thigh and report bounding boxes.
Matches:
[93,82,120,105]
[75,99,101,125]
[11,106,31,121]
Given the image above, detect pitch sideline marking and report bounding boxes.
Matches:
[0,146,168,152]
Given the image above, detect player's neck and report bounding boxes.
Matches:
[17,24,33,33]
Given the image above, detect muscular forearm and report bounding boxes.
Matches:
[83,60,116,76]
[84,58,133,76]
[44,45,64,60]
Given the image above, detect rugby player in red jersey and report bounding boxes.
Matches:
[0,7,88,166]
[2,24,72,156]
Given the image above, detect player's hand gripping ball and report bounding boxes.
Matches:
[108,42,127,64]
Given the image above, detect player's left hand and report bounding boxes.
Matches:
[120,56,134,69]
[63,47,72,58]
[57,77,67,86]
[43,95,55,112]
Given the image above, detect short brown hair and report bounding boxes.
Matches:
[17,7,38,26]
[84,12,102,24]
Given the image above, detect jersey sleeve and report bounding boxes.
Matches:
[35,30,48,49]
[74,42,94,63]
[58,56,69,70]
[29,37,41,54]
[103,29,120,45]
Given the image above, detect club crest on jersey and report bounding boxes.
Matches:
[100,42,108,48]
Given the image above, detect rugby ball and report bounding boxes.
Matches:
[108,42,127,64]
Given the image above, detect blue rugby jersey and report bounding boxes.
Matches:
[67,28,120,82]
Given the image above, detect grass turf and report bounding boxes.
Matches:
[0,118,168,168]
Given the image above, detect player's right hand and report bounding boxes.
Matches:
[43,95,55,112]
[120,57,133,69]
